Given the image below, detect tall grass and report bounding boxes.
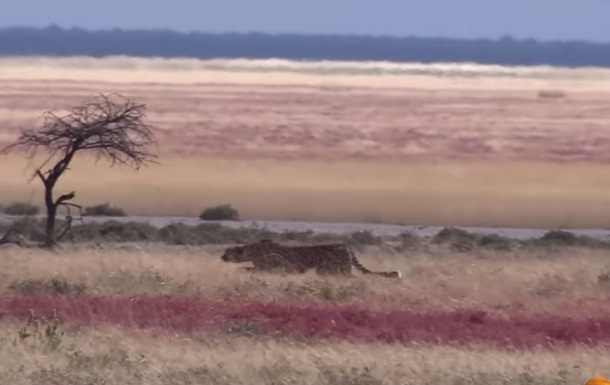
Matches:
[1,243,610,314]
[0,243,608,383]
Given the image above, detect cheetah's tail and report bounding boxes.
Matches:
[346,248,402,279]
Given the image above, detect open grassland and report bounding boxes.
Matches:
[1,242,610,384]
[2,57,610,227]
[5,154,610,228]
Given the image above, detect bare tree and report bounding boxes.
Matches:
[1,93,159,248]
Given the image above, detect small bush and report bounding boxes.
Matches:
[348,230,381,247]
[84,202,126,217]
[17,309,64,352]
[537,89,566,99]
[71,221,160,242]
[199,204,240,221]
[159,223,200,245]
[432,227,478,252]
[8,278,87,296]
[478,233,514,251]
[3,217,46,242]
[3,202,39,216]
[397,231,421,250]
[531,230,608,249]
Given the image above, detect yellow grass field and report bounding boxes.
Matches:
[2,56,610,228]
[2,327,606,385]
[5,155,610,228]
[1,243,609,384]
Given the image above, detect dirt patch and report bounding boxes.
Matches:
[1,75,610,163]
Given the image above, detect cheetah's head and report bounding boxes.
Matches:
[221,240,281,263]
[220,246,249,263]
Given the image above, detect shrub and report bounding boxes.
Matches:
[17,309,64,352]
[199,204,240,221]
[348,230,381,247]
[2,217,46,242]
[432,227,478,252]
[71,221,160,242]
[3,202,39,216]
[8,278,87,296]
[537,89,566,99]
[159,223,200,245]
[398,231,420,250]
[478,233,514,251]
[189,223,274,244]
[530,230,608,249]
[84,202,126,217]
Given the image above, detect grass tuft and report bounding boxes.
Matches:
[199,204,240,221]
[84,202,127,217]
[3,202,39,216]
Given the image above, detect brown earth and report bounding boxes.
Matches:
[1,71,610,163]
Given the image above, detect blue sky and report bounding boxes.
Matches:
[2,0,609,42]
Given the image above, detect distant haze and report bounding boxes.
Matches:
[2,0,610,42]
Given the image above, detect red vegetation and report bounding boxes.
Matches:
[1,294,610,349]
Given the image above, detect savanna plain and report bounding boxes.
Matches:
[2,56,610,384]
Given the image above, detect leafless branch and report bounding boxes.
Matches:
[1,92,159,247]
[56,216,73,242]
[2,93,159,172]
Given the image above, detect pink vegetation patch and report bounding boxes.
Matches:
[1,294,609,349]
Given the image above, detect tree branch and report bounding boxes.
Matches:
[1,92,159,248]
[56,202,84,242]
[55,191,76,207]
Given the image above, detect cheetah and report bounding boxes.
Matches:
[220,239,401,278]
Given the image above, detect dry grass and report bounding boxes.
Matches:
[4,154,610,228]
[2,243,610,314]
[2,324,606,385]
[1,243,609,383]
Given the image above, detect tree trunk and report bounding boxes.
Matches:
[43,184,57,247]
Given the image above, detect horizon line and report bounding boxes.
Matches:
[1,24,608,46]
